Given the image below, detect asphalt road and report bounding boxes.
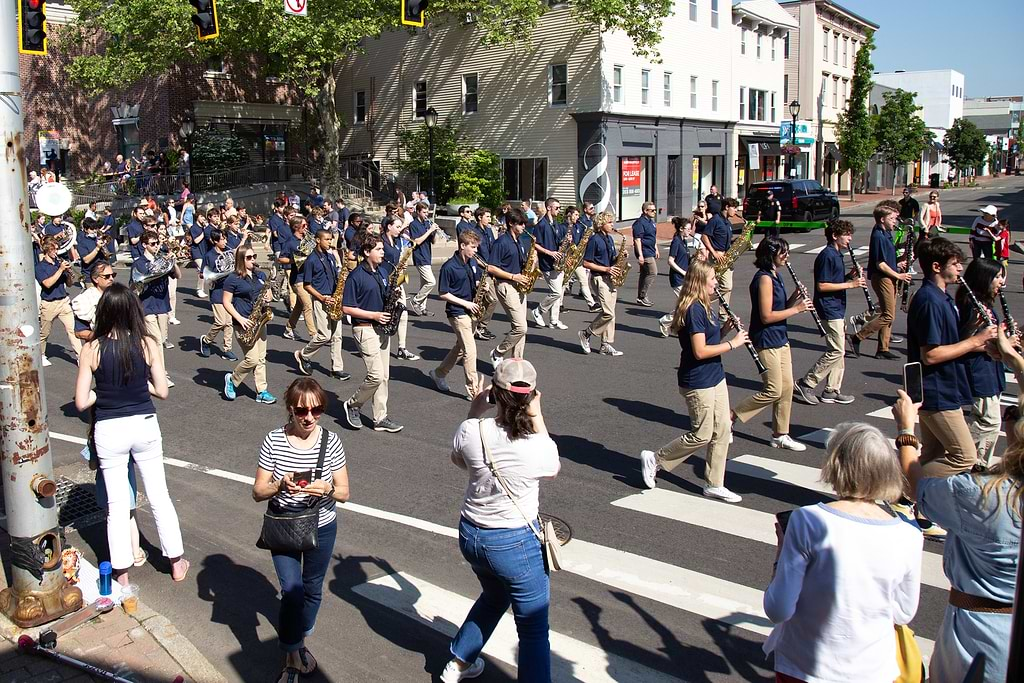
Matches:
[37,176,1024,682]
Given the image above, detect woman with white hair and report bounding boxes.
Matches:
[969,205,999,260]
[763,421,923,683]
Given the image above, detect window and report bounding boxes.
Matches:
[822,75,828,105]
[832,76,839,108]
[664,72,672,107]
[842,79,848,108]
[740,28,746,55]
[613,65,623,103]
[711,80,718,111]
[205,56,225,74]
[711,0,718,27]
[833,33,838,64]
[823,28,829,62]
[739,87,746,119]
[413,80,427,118]
[503,158,547,202]
[842,36,848,67]
[771,37,776,61]
[784,32,790,58]
[354,91,366,123]
[641,69,650,106]
[690,76,698,108]
[689,0,697,21]
[770,91,776,122]
[549,63,567,105]
[463,73,478,114]
[783,74,789,102]
[747,88,767,121]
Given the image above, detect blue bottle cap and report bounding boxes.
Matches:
[99,561,112,574]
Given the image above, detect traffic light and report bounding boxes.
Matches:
[401,0,427,27]
[190,0,219,41]
[18,0,47,55]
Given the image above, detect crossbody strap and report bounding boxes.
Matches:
[477,419,543,541]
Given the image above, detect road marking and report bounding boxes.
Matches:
[729,454,833,496]
[865,407,1005,436]
[352,572,682,683]
[52,431,87,445]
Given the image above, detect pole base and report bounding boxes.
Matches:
[0,582,82,628]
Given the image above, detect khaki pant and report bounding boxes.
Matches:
[475,279,497,330]
[144,313,168,370]
[919,409,978,478]
[857,275,896,352]
[716,268,733,320]
[300,299,344,372]
[571,264,595,306]
[206,303,234,351]
[659,285,683,328]
[655,379,731,488]
[734,344,794,435]
[436,314,482,399]
[967,396,1001,467]
[39,298,82,357]
[495,281,527,359]
[231,324,268,393]
[287,280,316,337]
[194,258,205,295]
[350,325,390,422]
[537,270,565,324]
[802,318,845,392]
[586,275,617,345]
[412,264,436,309]
[637,258,658,301]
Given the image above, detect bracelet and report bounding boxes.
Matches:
[895,433,920,449]
[898,428,915,437]
[727,340,734,350]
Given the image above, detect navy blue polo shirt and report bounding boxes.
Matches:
[569,221,587,244]
[226,230,243,251]
[202,248,230,304]
[701,214,732,252]
[382,235,402,276]
[76,233,106,276]
[490,231,528,275]
[584,232,617,268]
[465,224,493,263]
[276,218,293,247]
[579,214,593,229]
[43,221,66,238]
[456,219,476,236]
[439,255,483,317]
[957,300,1005,400]
[409,218,434,267]
[190,224,207,260]
[706,195,723,216]
[534,216,566,273]
[303,250,338,298]
[279,234,302,285]
[907,280,972,411]
[632,215,658,258]
[749,269,788,349]
[668,235,689,288]
[268,214,285,252]
[224,271,266,319]
[73,315,90,335]
[338,207,350,226]
[308,217,325,235]
[35,259,67,300]
[342,262,388,315]
[678,302,726,389]
[342,225,356,251]
[133,255,174,315]
[813,244,847,321]
[125,219,145,261]
[866,225,897,280]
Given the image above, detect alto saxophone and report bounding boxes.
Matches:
[560,225,594,276]
[553,227,574,273]
[326,256,353,322]
[714,221,755,277]
[379,247,413,336]
[515,233,542,295]
[609,229,632,288]
[471,257,499,321]
[236,274,274,347]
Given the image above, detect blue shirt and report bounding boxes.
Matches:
[342,262,388,315]
[678,302,725,389]
[226,230,243,251]
[43,221,66,238]
[76,233,106,275]
[181,204,195,229]
[907,280,972,411]
[701,215,732,252]
[957,301,1005,400]
[579,214,593,229]
[439,255,482,317]
[569,220,588,244]
[668,235,689,288]
[279,234,302,285]
[133,255,174,315]
[533,216,566,273]
[866,225,897,279]
[409,218,434,267]
[189,224,207,260]
[34,258,67,300]
[584,232,617,268]
[125,219,145,261]
[268,213,286,252]
[749,269,788,349]
[302,250,338,297]
[456,219,476,236]
[632,215,658,258]
[464,224,493,263]
[224,271,266,319]
[813,245,846,320]
[490,231,529,275]
[202,248,230,304]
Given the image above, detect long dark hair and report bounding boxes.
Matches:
[956,258,1003,333]
[492,386,536,440]
[92,283,153,382]
[754,235,789,271]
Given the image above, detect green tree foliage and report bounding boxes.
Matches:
[394,120,462,205]
[943,118,988,181]
[834,30,875,200]
[872,89,932,194]
[190,129,250,171]
[451,150,503,209]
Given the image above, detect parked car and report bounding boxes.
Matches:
[742,180,841,223]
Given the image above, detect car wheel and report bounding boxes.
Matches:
[803,210,813,223]
[830,206,839,219]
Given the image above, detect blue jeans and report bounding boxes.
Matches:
[271,519,337,652]
[450,517,550,682]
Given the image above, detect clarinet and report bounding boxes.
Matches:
[847,246,875,315]
[957,276,995,328]
[899,229,916,312]
[784,262,827,336]
[716,288,768,376]
[999,290,1020,339]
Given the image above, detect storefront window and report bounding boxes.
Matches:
[503,157,547,201]
[618,156,653,221]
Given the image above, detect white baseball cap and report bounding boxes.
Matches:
[978,204,998,216]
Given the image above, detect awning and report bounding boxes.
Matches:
[930,139,945,151]
[739,135,784,156]
[825,142,843,162]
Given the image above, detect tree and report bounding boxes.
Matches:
[943,118,988,182]
[872,89,932,194]
[60,0,672,199]
[393,120,503,207]
[834,30,875,201]
[451,150,504,209]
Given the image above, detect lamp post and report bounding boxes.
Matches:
[789,100,801,179]
[424,107,438,205]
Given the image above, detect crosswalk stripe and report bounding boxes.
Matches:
[610,489,949,590]
[865,406,1006,437]
[730,454,833,496]
[352,572,683,682]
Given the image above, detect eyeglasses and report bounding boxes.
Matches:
[245,254,256,260]
[96,272,116,280]
[292,405,324,418]
[145,242,158,246]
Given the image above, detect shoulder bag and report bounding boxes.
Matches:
[256,428,329,553]
[477,419,562,573]
[894,623,924,683]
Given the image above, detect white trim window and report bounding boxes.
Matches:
[462,73,478,114]
[842,36,848,67]
[823,27,829,62]
[413,80,427,118]
[711,80,718,112]
[783,74,789,103]
[711,0,718,28]
[756,33,762,59]
[664,72,672,107]
[549,63,567,106]
[690,76,698,109]
[354,91,366,123]
[770,91,776,123]
[833,33,838,65]
[740,28,747,55]
[641,69,650,106]
[613,65,623,104]
[771,36,776,61]
[832,76,839,108]
[689,0,697,21]
[739,86,746,120]
[747,88,767,121]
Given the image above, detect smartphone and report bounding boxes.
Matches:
[775,510,793,534]
[903,362,924,405]
[293,470,312,488]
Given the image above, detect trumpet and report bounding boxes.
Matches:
[60,259,84,286]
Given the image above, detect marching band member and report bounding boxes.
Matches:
[564,206,597,311]
[731,236,811,452]
[341,235,403,433]
[658,217,692,338]
[125,205,147,261]
[72,262,117,342]
[222,247,276,405]
[455,205,476,235]
[700,197,739,319]
[190,210,209,298]
[632,201,659,307]
[578,212,624,357]
[640,260,745,502]
[849,202,909,360]
[429,230,484,401]
[487,208,531,364]
[136,231,180,385]
[281,216,317,341]
[530,197,568,330]
[295,229,349,381]
[471,207,497,340]
[381,216,419,361]
[343,212,365,257]
[408,202,443,316]
[77,217,109,286]
[224,214,245,251]
[793,220,860,406]
[198,229,237,361]
[44,213,80,262]
[35,236,83,366]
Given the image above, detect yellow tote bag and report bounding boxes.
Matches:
[894,624,924,683]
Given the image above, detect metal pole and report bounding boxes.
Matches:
[427,127,435,205]
[791,113,798,179]
[0,0,83,627]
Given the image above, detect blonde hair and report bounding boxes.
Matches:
[670,260,714,334]
[594,211,615,231]
[977,419,1024,518]
[821,422,904,502]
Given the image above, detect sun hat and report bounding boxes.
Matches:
[978,204,999,216]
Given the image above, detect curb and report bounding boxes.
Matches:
[134,604,227,683]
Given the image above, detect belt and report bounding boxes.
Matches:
[352,321,374,327]
[948,588,1013,614]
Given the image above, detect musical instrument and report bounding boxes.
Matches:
[130,253,176,294]
[560,225,594,276]
[609,228,632,288]
[847,246,875,315]
[470,257,499,321]
[59,259,84,287]
[716,288,768,376]
[514,233,542,295]
[784,262,827,336]
[898,224,916,313]
[714,221,755,277]
[290,232,317,270]
[999,290,1020,341]
[325,255,353,322]
[35,183,73,217]
[235,273,274,347]
[957,276,995,328]
[379,248,413,336]
[159,235,191,264]
[553,226,574,271]
[201,249,235,285]
[53,224,78,255]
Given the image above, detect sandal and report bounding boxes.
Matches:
[297,648,317,675]
[275,666,300,683]
[133,549,149,568]
[171,558,190,582]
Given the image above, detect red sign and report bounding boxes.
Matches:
[621,157,641,196]
[284,0,307,16]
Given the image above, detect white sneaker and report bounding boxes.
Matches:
[440,657,484,683]
[531,307,547,328]
[197,290,207,298]
[169,317,181,325]
[599,344,623,356]
[166,375,175,388]
[771,434,807,452]
[703,486,742,503]
[578,330,592,354]
[658,319,670,338]
[489,348,503,367]
[429,369,450,393]
[550,320,568,330]
[640,449,659,489]
[41,356,51,367]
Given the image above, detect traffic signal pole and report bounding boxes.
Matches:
[0,0,83,627]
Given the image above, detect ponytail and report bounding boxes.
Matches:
[492,386,536,440]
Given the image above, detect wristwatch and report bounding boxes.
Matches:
[895,433,920,449]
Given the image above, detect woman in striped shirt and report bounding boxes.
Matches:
[253,378,349,683]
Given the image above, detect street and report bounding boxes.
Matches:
[37,177,1024,682]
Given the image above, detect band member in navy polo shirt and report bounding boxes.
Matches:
[35,236,83,366]
[199,230,237,361]
[343,212,365,260]
[125,205,147,261]
[268,199,287,258]
[71,262,117,343]
[280,216,317,341]
[190,212,209,297]
[487,208,532,364]
[731,236,812,452]
[295,229,349,380]
[135,231,180,385]
[471,207,498,340]
[341,235,402,433]
[224,215,245,251]
[851,202,911,360]
[641,260,746,502]
[658,217,693,337]
[77,217,108,284]
[564,205,597,310]
[579,212,625,356]
[408,202,443,316]
[44,213,80,262]
[222,247,276,405]
[632,201,659,307]
[700,197,739,317]
[579,201,595,229]
[430,230,484,400]
[455,206,476,236]
[530,197,568,330]
[381,216,419,362]
[705,186,722,216]
[794,220,861,406]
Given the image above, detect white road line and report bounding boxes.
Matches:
[52,431,87,445]
[729,454,833,496]
[798,427,835,448]
[865,406,1006,436]
[352,572,682,683]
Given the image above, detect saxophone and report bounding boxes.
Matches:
[470,257,499,321]
[379,247,413,336]
[553,227,574,273]
[714,221,755,277]
[236,274,273,347]
[514,233,542,295]
[560,225,593,276]
[609,229,632,288]
[326,255,353,322]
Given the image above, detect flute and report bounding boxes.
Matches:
[784,262,827,336]
[716,288,768,376]
[847,246,875,315]
[957,276,995,327]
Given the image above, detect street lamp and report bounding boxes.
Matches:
[789,100,801,179]
[424,107,438,205]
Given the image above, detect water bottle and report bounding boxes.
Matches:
[98,561,112,596]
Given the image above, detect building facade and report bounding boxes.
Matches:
[964,96,1023,174]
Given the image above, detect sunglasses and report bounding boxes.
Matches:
[245,254,256,260]
[292,405,324,418]
[145,242,158,246]
[96,272,116,280]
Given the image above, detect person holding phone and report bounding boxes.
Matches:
[253,378,350,683]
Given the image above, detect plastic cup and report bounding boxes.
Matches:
[121,584,139,615]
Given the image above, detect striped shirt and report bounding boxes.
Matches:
[258,426,346,527]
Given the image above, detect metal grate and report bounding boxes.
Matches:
[55,477,106,530]
[540,514,572,546]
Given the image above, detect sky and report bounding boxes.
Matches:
[836,0,1021,98]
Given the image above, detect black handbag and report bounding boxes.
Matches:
[256,429,328,553]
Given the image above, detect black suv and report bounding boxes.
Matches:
[742,180,841,222]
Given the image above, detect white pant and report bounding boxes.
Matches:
[94,414,184,570]
[536,270,565,323]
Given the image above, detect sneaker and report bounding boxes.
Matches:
[475,328,496,341]
[440,658,484,683]
[256,390,277,404]
[890,501,916,524]
[373,417,404,433]
[919,516,947,539]
[820,389,855,404]
[640,449,659,489]
[876,350,900,360]
[343,400,362,429]
[771,434,807,452]
[223,373,236,401]
[222,350,239,361]
[199,336,212,358]
[578,330,592,354]
[294,350,310,376]
[169,317,181,326]
[282,328,296,341]
[588,303,601,312]
[890,335,905,344]
[847,334,861,358]
[599,344,623,356]
[637,298,653,307]
[550,320,568,330]
[703,486,743,503]
[298,314,305,322]
[331,371,352,381]
[396,347,420,361]
[41,356,51,367]
[793,381,819,405]
[531,308,547,328]
[197,290,208,298]
[489,348,503,367]
[422,308,435,317]
[163,341,175,349]
[165,375,175,388]
[658,319,671,338]
[429,369,450,393]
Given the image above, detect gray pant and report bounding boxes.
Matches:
[637,258,658,301]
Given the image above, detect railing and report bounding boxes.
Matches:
[340,158,394,205]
